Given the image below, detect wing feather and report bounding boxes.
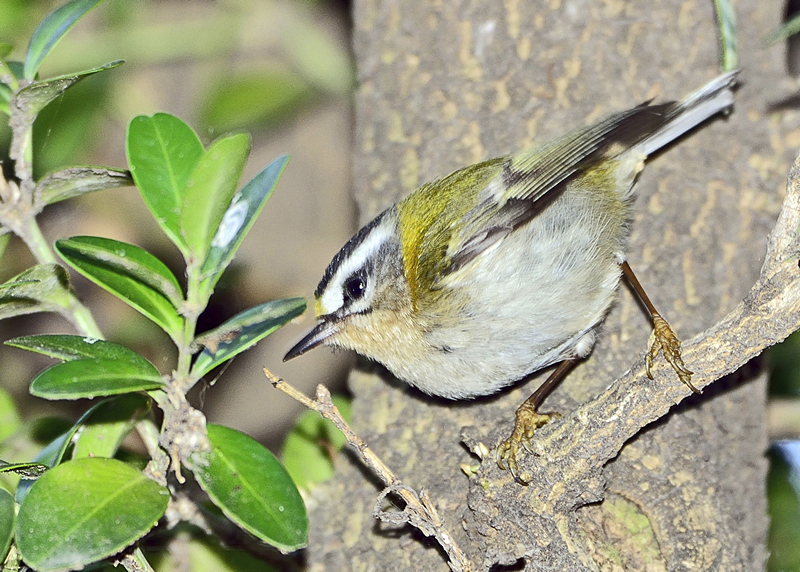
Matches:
[442,71,737,276]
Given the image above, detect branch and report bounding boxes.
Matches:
[462,150,800,568]
[508,149,800,503]
[265,368,475,572]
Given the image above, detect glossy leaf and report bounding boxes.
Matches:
[180,133,250,264]
[30,358,163,400]
[15,395,149,505]
[7,334,147,362]
[192,297,306,378]
[56,238,184,340]
[16,458,169,571]
[200,154,289,294]
[24,0,107,79]
[0,488,14,562]
[126,113,204,251]
[13,61,123,125]
[36,167,132,205]
[0,386,20,443]
[14,429,74,505]
[72,393,151,459]
[29,432,72,472]
[189,424,307,552]
[56,237,183,308]
[282,395,351,490]
[0,264,72,320]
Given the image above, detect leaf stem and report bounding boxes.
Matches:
[62,292,104,338]
[175,264,205,388]
[17,215,56,264]
[16,216,103,338]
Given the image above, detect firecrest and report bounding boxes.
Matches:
[285,71,738,482]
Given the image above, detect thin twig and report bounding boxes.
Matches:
[264,368,474,572]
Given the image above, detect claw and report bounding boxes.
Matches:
[646,313,697,393]
[496,401,559,484]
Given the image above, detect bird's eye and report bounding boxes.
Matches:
[344,276,366,301]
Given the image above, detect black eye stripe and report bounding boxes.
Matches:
[316,210,389,298]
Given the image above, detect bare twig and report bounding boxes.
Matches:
[265,368,474,572]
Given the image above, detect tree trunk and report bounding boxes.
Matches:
[306,1,796,570]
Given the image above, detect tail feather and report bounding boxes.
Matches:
[639,70,739,157]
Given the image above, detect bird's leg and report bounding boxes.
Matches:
[497,359,576,483]
[620,260,697,393]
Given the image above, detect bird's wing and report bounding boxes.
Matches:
[442,71,738,277]
[440,103,670,277]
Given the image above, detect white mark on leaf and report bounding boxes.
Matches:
[212,198,248,248]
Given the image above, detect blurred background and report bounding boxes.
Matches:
[0,0,356,449]
[5,1,800,570]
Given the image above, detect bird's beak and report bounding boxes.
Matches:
[283,319,339,361]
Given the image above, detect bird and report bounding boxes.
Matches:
[284,71,738,481]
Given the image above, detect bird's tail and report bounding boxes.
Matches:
[638,70,739,157]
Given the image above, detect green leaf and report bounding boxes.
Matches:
[35,167,132,205]
[199,154,289,296]
[0,43,12,60]
[189,424,307,552]
[0,83,10,116]
[72,394,151,459]
[714,0,737,70]
[192,297,306,379]
[29,432,72,471]
[56,238,184,340]
[766,11,800,45]
[30,358,163,400]
[282,17,354,96]
[4,61,24,82]
[56,237,183,309]
[24,0,107,80]
[202,73,312,132]
[7,334,151,362]
[181,132,250,264]
[0,488,14,562]
[0,386,20,443]
[154,535,280,572]
[0,264,72,320]
[14,420,79,506]
[126,113,204,252]
[13,61,123,125]
[0,462,48,479]
[0,234,10,267]
[282,395,351,490]
[16,458,169,571]
[15,395,150,504]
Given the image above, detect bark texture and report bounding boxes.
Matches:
[305,1,799,570]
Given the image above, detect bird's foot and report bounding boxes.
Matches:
[646,313,697,393]
[496,401,560,484]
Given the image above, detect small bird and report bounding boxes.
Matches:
[285,71,738,482]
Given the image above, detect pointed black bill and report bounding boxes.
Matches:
[283,320,339,361]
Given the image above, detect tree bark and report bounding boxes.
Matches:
[306,1,797,570]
